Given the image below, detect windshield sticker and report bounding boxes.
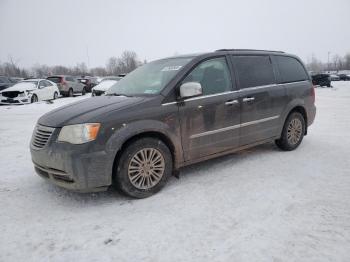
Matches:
[161,65,182,72]
[144,89,158,94]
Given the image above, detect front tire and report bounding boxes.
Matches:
[53,92,58,100]
[31,94,38,103]
[275,112,305,151]
[82,87,86,96]
[114,138,173,198]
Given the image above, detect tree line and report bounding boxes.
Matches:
[306,53,350,72]
[0,50,143,78]
[1,50,350,78]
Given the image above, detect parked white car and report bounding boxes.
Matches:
[91,77,121,96]
[0,79,60,104]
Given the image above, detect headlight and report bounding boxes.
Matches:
[18,92,26,97]
[57,123,101,144]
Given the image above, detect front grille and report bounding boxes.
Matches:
[32,125,55,149]
[94,90,105,96]
[1,91,21,98]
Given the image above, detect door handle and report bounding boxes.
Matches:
[242,97,255,102]
[225,99,239,105]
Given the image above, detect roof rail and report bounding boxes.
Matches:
[215,49,284,53]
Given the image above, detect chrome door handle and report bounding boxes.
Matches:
[225,99,239,105]
[242,97,255,102]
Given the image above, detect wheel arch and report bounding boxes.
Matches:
[110,130,180,183]
[280,105,308,137]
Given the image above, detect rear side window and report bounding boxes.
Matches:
[47,77,61,83]
[232,56,275,89]
[275,56,308,83]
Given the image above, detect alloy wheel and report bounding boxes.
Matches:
[287,118,302,145]
[128,148,165,190]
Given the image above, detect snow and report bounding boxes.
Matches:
[1,82,37,92]
[1,83,350,261]
[93,80,118,92]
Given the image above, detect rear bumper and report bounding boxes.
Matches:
[308,104,316,126]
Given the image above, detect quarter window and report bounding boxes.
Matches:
[275,56,308,83]
[233,56,275,89]
[182,57,232,96]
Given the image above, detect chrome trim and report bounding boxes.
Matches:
[161,101,177,106]
[161,81,310,106]
[239,115,279,127]
[190,115,280,139]
[184,91,238,102]
[190,124,241,139]
[240,84,277,91]
[161,90,239,106]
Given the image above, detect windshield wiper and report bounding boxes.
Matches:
[106,93,133,97]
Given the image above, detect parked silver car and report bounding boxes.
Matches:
[47,75,86,97]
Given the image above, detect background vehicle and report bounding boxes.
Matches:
[47,75,85,96]
[31,49,316,198]
[77,76,99,92]
[330,74,340,81]
[312,73,331,87]
[0,76,14,91]
[0,79,59,104]
[338,74,350,81]
[91,77,121,96]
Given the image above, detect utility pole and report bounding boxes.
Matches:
[327,51,331,73]
[86,46,90,69]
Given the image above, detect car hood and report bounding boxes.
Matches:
[0,85,35,92]
[38,96,145,127]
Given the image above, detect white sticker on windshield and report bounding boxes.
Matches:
[161,66,182,71]
[144,89,157,94]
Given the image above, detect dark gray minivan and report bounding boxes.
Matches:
[30,49,316,198]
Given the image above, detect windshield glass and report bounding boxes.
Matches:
[106,57,193,96]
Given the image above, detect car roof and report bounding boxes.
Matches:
[168,49,295,60]
[23,79,45,81]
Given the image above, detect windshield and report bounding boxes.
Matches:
[47,77,62,83]
[106,57,193,96]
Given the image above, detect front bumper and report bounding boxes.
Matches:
[0,95,30,105]
[30,126,113,192]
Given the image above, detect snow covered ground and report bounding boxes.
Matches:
[0,83,350,262]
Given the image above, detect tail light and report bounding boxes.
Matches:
[60,78,67,85]
[311,84,315,104]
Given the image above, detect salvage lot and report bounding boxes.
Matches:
[0,82,350,261]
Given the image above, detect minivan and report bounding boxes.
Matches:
[31,49,316,198]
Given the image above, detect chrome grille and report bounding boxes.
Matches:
[32,125,55,149]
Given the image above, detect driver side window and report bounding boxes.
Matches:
[182,57,232,96]
[38,81,46,88]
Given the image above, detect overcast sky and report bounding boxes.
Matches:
[1,0,349,68]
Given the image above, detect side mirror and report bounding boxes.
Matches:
[179,82,202,99]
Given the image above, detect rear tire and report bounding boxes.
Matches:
[53,92,58,100]
[275,112,305,151]
[31,94,38,103]
[82,87,86,96]
[114,138,173,198]
[68,88,73,97]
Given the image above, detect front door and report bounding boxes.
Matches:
[179,57,240,161]
[231,55,286,146]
